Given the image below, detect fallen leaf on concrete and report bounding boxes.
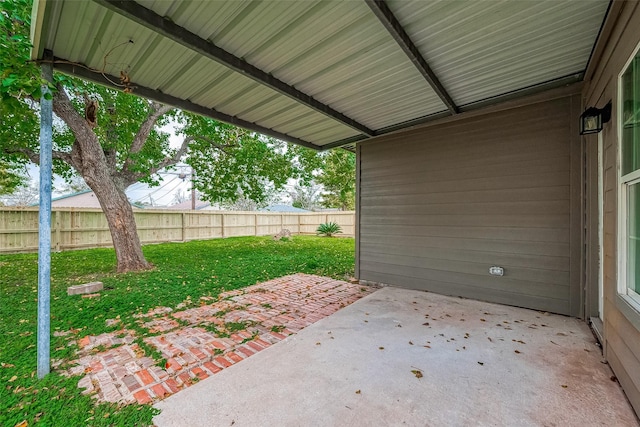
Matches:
[355,390,361,394]
[514,350,521,354]
[411,369,423,379]
[409,341,414,345]
[423,322,430,326]
[480,318,486,322]
[316,342,321,346]
[477,362,484,366]
[561,384,568,388]
[379,347,385,350]
[556,332,567,336]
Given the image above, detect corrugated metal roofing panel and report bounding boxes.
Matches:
[138,0,446,131]
[32,0,609,149]
[388,0,609,106]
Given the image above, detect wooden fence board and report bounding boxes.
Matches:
[0,208,354,253]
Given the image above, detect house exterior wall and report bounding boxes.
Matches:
[356,92,582,317]
[583,1,640,415]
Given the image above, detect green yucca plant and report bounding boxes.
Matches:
[316,222,342,237]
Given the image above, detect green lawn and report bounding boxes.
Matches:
[0,235,355,426]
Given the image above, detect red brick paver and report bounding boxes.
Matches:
[64,274,374,405]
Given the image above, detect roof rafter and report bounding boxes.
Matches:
[92,0,376,137]
[52,57,322,151]
[365,0,459,115]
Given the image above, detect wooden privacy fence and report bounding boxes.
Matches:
[0,208,355,254]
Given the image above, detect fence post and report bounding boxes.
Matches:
[181,212,186,242]
[54,210,61,252]
[221,213,225,238]
[297,214,301,235]
[254,213,258,236]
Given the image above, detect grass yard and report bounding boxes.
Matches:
[0,235,355,426]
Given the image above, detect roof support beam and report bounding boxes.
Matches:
[92,0,375,137]
[323,74,583,150]
[53,59,322,151]
[365,0,459,115]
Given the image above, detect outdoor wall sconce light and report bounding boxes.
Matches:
[580,102,611,135]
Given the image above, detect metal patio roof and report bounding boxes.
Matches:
[30,0,610,150]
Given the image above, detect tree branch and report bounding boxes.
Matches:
[120,134,235,186]
[121,102,173,177]
[5,147,73,166]
[51,84,96,146]
[130,102,173,155]
[121,135,193,186]
[190,135,237,154]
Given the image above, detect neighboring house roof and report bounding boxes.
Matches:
[166,199,211,210]
[50,190,100,208]
[47,190,146,209]
[260,205,310,213]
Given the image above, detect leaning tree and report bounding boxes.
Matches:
[0,0,296,272]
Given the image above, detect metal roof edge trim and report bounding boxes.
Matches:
[321,135,369,151]
[52,57,322,151]
[29,0,48,60]
[354,77,584,149]
[92,0,375,138]
[458,73,584,113]
[584,0,622,82]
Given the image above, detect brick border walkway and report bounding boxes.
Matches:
[63,274,374,404]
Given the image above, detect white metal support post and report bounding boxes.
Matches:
[37,60,53,379]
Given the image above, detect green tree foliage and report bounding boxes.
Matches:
[183,116,295,205]
[0,0,298,271]
[0,0,49,104]
[294,147,356,211]
[0,161,26,195]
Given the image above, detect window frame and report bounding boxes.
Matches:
[617,40,640,318]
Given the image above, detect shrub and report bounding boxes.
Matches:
[316,222,342,237]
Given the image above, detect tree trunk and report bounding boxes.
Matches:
[50,86,153,273]
[89,177,151,272]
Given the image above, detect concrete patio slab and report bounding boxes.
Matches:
[154,287,639,427]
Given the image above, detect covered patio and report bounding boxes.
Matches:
[153,286,637,426]
[29,0,640,422]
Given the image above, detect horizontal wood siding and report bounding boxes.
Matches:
[583,1,640,416]
[358,96,578,315]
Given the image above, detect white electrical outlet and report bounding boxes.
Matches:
[489,266,504,276]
